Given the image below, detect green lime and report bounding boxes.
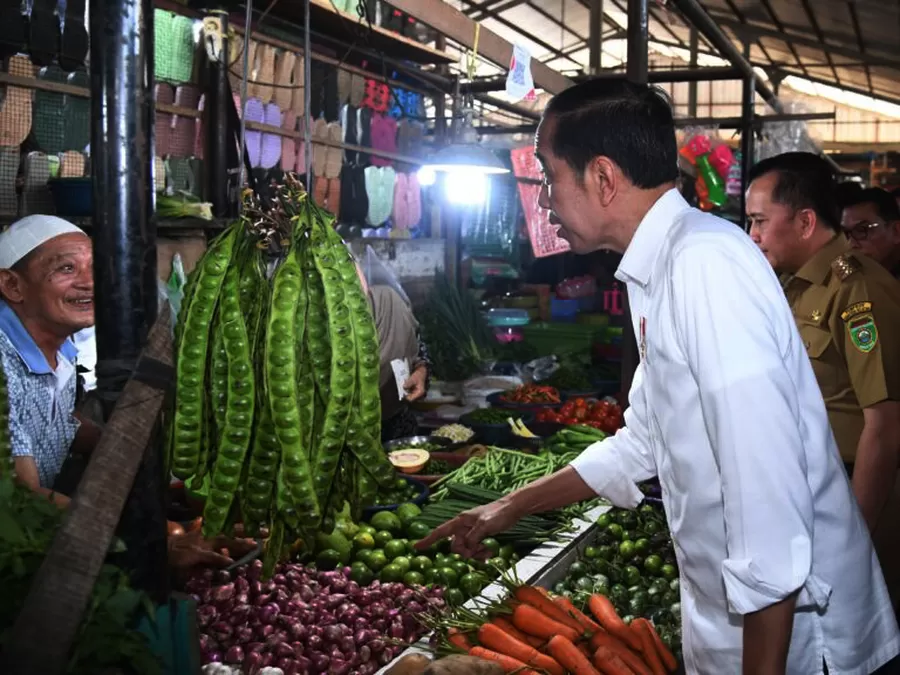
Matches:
[597,545,615,561]
[355,548,374,566]
[424,568,438,585]
[481,538,501,557]
[639,504,658,517]
[669,579,680,593]
[592,573,610,589]
[403,571,425,586]
[553,582,567,595]
[373,530,394,548]
[368,550,388,572]
[607,523,624,540]
[498,544,515,561]
[406,521,431,540]
[575,576,594,592]
[445,588,465,606]
[670,602,681,617]
[596,513,611,528]
[395,502,423,524]
[394,478,409,490]
[349,562,374,585]
[623,565,642,586]
[610,584,628,603]
[358,524,377,536]
[644,554,663,575]
[583,546,600,560]
[451,560,470,577]
[459,572,487,597]
[487,556,507,571]
[411,555,433,573]
[370,511,403,534]
[384,539,408,560]
[315,549,343,571]
[449,553,463,562]
[316,531,352,564]
[380,563,404,582]
[393,556,411,573]
[661,564,678,580]
[634,538,650,555]
[437,567,459,587]
[642,520,662,535]
[353,532,376,551]
[619,540,636,560]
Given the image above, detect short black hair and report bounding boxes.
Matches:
[542,80,678,189]
[747,152,841,231]
[844,187,900,223]
[834,180,863,209]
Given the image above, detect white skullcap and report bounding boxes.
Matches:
[0,215,87,269]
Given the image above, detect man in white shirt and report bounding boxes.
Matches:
[417,80,899,674]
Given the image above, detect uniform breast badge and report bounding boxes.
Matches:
[840,301,877,353]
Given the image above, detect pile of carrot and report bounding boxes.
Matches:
[447,585,677,675]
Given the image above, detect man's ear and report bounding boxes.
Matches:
[588,156,619,208]
[797,208,819,239]
[0,269,25,304]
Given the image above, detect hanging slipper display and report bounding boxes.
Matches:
[27,0,60,67]
[59,0,89,72]
[63,69,91,152]
[1,56,36,148]
[21,151,54,215]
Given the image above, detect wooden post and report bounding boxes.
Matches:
[3,309,174,675]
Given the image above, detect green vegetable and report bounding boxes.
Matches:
[463,408,515,425]
[156,191,213,220]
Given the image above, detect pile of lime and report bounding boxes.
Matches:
[315,502,518,605]
[554,503,682,651]
[369,478,421,507]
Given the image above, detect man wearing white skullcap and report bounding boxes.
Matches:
[0,215,101,506]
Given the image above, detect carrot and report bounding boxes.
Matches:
[477,623,565,675]
[588,595,643,652]
[630,620,666,675]
[593,645,640,675]
[492,616,545,649]
[512,603,581,642]
[515,586,586,634]
[448,627,474,651]
[590,632,652,675]
[469,646,542,674]
[554,595,603,633]
[546,635,602,675]
[634,618,677,672]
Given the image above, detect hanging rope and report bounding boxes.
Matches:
[466,23,481,81]
[237,0,255,208]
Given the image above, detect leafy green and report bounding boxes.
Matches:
[0,474,160,674]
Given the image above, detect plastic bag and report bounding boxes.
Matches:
[160,253,187,334]
[360,245,411,306]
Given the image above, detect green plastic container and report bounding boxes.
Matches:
[522,322,608,356]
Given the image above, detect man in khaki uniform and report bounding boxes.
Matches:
[746,152,900,609]
[841,187,900,280]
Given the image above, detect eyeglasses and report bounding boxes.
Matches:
[843,221,884,242]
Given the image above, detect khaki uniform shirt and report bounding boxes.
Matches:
[783,235,900,462]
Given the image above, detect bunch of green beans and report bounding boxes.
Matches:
[165,174,395,574]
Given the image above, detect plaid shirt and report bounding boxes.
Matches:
[0,302,80,488]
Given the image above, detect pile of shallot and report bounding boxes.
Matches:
[187,559,445,675]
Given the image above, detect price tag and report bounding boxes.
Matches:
[391,358,410,400]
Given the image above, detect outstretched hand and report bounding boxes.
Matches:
[414,499,522,559]
[168,528,258,570]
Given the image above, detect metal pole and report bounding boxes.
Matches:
[304,0,312,184]
[88,0,167,602]
[589,0,604,74]
[237,0,254,198]
[90,0,158,394]
[626,0,649,85]
[205,11,231,217]
[688,27,698,116]
[740,41,755,231]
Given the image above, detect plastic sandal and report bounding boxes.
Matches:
[1,56,36,148]
[64,69,91,152]
[28,0,60,67]
[260,102,283,169]
[243,97,265,168]
[59,0,89,71]
[21,151,53,215]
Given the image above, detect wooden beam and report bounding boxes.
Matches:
[386,0,575,95]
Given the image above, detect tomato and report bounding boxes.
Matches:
[574,408,586,421]
[574,397,588,408]
[561,416,579,426]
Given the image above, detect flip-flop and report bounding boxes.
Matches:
[153,9,174,83]
[243,97,265,168]
[312,174,328,208]
[169,14,196,84]
[21,151,53,215]
[59,150,85,177]
[281,108,296,173]
[153,156,166,193]
[59,0,88,72]
[0,4,27,60]
[339,164,366,225]
[0,147,19,216]
[243,40,259,99]
[154,83,175,156]
[170,85,200,158]
[226,32,244,94]
[337,68,351,107]
[357,107,372,166]
[167,157,201,196]
[254,43,275,104]
[349,73,365,108]
[260,102,282,169]
[392,172,408,231]
[272,49,295,110]
[370,113,397,168]
[28,0,60,67]
[193,94,205,159]
[311,116,328,177]
[291,53,305,117]
[0,56,35,148]
[407,172,422,228]
[327,177,341,219]
[63,69,91,151]
[324,122,343,179]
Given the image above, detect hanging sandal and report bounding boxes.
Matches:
[21,151,53,215]
[27,0,60,67]
[1,56,36,148]
[154,83,175,157]
[59,150,85,177]
[59,0,88,72]
[272,49,295,110]
[63,69,91,151]
[0,3,27,60]
[153,9,175,83]
[324,121,343,179]
[170,84,200,158]
[255,43,276,103]
[169,14,196,84]
[312,174,328,207]
[243,97,265,168]
[281,108,296,173]
[291,53,305,118]
[260,102,282,169]
[327,177,341,219]
[311,116,328,177]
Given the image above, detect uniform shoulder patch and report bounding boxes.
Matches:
[831,253,861,281]
[841,301,878,353]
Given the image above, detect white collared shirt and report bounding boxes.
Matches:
[570,189,899,674]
